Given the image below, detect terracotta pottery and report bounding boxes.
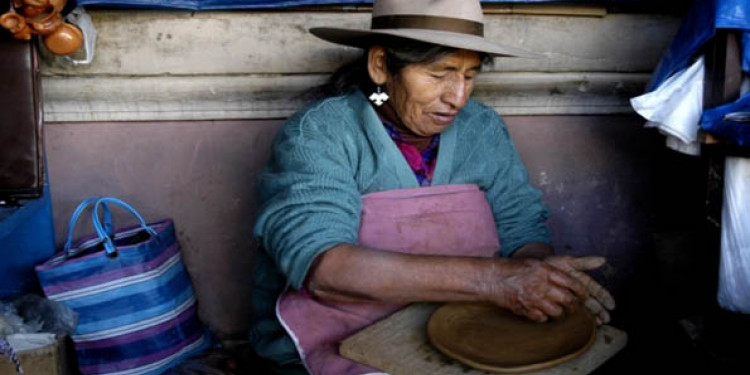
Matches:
[42,22,82,56]
[23,0,48,8]
[0,12,27,34]
[49,0,66,12]
[2,0,81,54]
[30,11,62,35]
[23,5,45,18]
[427,302,597,374]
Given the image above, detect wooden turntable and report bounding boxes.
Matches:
[427,302,596,373]
[340,303,627,375]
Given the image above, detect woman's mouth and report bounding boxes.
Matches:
[429,112,457,125]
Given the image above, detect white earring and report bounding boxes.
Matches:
[369,86,389,106]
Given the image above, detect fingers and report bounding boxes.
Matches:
[524,308,549,323]
[568,256,607,271]
[546,284,577,306]
[546,255,604,273]
[521,283,579,321]
[491,257,613,324]
[520,288,582,322]
[567,268,616,310]
[537,299,564,319]
[584,297,611,324]
[545,256,616,321]
[547,256,616,310]
[548,269,588,300]
[531,289,610,325]
[584,275,616,310]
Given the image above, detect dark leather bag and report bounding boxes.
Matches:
[0,9,44,201]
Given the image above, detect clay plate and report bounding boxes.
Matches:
[427,302,596,373]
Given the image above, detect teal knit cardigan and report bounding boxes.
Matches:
[250,90,550,364]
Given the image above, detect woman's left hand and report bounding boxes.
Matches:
[543,256,615,324]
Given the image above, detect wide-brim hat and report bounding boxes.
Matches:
[310,0,537,58]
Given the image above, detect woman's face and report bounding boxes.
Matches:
[385,49,482,137]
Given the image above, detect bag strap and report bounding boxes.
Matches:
[92,197,158,256]
[64,196,113,256]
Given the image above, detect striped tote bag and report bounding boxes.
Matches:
[36,197,210,375]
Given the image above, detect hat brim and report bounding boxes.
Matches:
[310,27,540,58]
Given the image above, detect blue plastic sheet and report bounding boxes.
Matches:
[0,184,56,299]
[648,0,750,91]
[645,0,750,145]
[701,94,750,145]
[72,0,665,11]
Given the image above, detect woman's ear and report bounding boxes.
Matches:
[367,46,388,86]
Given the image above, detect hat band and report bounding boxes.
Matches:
[371,15,484,37]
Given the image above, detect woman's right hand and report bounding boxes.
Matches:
[481,257,592,323]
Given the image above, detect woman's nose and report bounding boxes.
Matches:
[442,77,469,109]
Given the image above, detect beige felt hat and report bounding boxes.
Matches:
[310,0,536,57]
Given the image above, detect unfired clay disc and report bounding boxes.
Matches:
[427,302,596,373]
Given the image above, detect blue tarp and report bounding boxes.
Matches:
[702,94,750,145]
[648,0,750,91]
[647,0,750,145]
[72,0,672,11]
[0,184,56,299]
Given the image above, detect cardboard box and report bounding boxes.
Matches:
[0,335,69,375]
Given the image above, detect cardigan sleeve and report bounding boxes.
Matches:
[481,111,551,256]
[253,105,362,290]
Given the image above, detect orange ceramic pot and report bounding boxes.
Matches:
[43,22,83,56]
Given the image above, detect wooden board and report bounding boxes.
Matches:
[340,303,627,375]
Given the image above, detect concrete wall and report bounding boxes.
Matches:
[44,115,707,338]
[41,9,680,121]
[45,120,278,336]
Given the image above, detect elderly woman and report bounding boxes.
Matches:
[250,1,615,374]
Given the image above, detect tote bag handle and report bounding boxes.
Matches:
[63,196,113,256]
[92,197,158,256]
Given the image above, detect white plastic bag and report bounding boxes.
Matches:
[64,7,97,65]
[717,156,750,313]
[630,57,704,156]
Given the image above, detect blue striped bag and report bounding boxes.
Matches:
[35,197,210,375]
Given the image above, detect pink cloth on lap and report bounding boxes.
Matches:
[277,184,500,375]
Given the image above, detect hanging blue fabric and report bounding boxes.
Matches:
[646,0,750,145]
[0,184,56,298]
[647,0,750,92]
[70,0,668,12]
[716,0,750,78]
[701,94,750,145]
